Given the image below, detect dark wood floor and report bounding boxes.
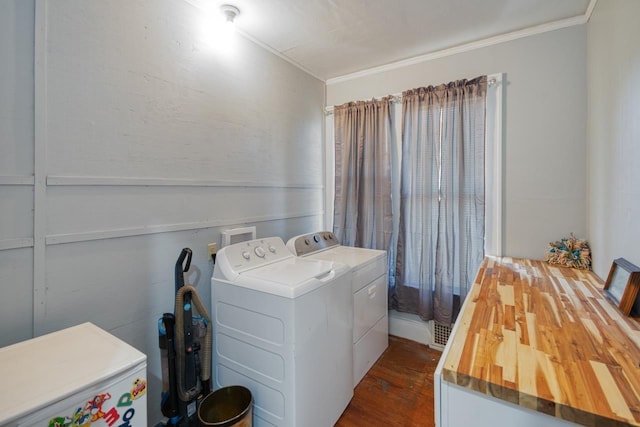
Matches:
[336,336,442,427]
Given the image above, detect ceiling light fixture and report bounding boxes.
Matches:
[201,3,240,52]
[220,4,240,25]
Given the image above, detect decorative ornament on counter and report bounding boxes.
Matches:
[545,233,592,270]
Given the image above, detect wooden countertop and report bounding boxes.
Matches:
[441,257,640,427]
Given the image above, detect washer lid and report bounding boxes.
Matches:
[237,257,347,298]
[302,245,386,269]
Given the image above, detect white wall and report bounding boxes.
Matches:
[1,0,324,423]
[0,0,35,346]
[327,26,588,260]
[587,0,640,278]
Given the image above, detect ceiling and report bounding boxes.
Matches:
[190,0,593,81]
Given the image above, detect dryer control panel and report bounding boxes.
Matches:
[289,231,340,256]
[216,236,291,273]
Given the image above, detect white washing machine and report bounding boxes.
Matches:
[211,237,353,427]
[287,231,388,387]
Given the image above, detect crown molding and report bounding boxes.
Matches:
[234,28,325,82]
[327,13,589,85]
[585,0,599,22]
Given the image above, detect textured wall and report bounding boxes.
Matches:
[0,0,36,346]
[1,0,325,423]
[587,0,640,278]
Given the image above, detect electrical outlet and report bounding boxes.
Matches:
[207,242,217,259]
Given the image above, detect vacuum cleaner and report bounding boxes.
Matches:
[158,248,212,426]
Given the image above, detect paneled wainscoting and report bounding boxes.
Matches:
[336,335,442,427]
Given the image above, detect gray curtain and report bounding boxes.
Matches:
[333,97,393,251]
[392,76,487,325]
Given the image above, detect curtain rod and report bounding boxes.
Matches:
[325,94,400,116]
[325,76,500,115]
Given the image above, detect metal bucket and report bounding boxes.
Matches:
[198,386,253,427]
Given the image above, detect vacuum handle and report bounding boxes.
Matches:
[181,291,198,393]
[175,248,192,292]
[160,314,178,418]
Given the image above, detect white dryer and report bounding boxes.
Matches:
[211,237,353,427]
[287,231,388,387]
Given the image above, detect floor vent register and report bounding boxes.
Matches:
[431,321,452,350]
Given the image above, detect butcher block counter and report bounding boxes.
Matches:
[435,257,640,427]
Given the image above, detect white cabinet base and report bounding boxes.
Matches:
[435,374,579,427]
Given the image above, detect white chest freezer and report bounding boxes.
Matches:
[0,322,147,427]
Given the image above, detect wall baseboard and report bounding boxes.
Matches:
[388,310,432,346]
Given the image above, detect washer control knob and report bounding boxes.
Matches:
[242,251,251,260]
[254,246,266,257]
[313,235,320,243]
[304,238,310,245]
[268,245,276,253]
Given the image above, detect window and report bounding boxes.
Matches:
[325,73,503,257]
